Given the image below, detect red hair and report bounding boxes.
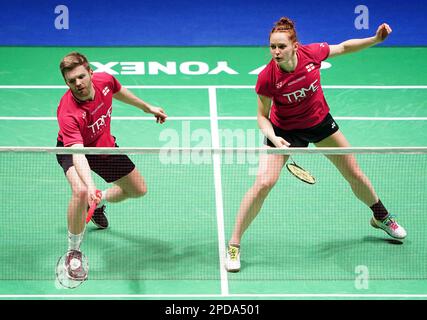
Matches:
[270,17,298,43]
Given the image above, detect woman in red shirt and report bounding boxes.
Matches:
[225,17,406,272]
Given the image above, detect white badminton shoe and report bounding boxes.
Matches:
[225,244,241,272]
[370,215,407,240]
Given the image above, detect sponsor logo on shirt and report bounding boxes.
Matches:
[91,102,105,115]
[88,106,112,135]
[282,79,319,103]
[276,75,307,89]
[287,76,306,87]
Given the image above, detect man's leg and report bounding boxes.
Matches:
[63,167,89,280]
[103,167,147,203]
[65,166,87,243]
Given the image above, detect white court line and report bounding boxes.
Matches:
[208,87,229,297]
[1,85,427,89]
[1,116,427,121]
[0,293,426,299]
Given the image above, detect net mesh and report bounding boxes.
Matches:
[0,147,426,281]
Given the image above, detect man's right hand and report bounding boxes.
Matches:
[88,186,101,207]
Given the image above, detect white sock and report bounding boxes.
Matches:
[68,229,85,251]
[96,190,108,209]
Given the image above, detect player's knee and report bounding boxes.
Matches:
[137,185,147,197]
[72,185,88,201]
[132,184,147,198]
[255,176,277,194]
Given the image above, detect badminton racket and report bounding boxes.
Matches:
[286,156,316,184]
[55,250,89,289]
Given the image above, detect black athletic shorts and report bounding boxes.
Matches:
[265,113,339,148]
[56,140,136,183]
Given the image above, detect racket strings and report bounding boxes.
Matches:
[286,157,316,184]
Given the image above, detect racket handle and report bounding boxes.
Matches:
[85,189,102,223]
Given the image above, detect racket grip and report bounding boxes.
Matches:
[85,189,102,223]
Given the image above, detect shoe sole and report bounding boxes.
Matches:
[91,221,108,229]
[66,273,88,281]
[370,218,406,240]
[225,266,240,273]
[90,217,109,229]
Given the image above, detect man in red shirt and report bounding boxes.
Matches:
[56,52,167,281]
[225,18,407,272]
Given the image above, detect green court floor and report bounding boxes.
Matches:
[0,47,426,299]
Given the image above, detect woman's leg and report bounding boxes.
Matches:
[315,130,406,239]
[229,150,288,245]
[314,130,378,206]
